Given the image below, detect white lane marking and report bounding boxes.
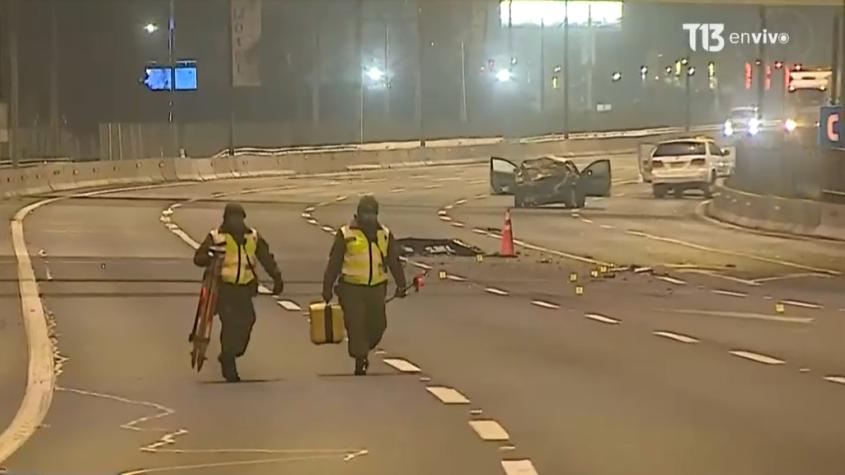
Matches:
[470,409,483,416]
[300,213,311,218]
[729,350,785,365]
[45,267,53,282]
[634,266,653,273]
[712,289,748,298]
[472,228,489,235]
[304,206,315,212]
[585,313,620,325]
[469,180,487,186]
[335,195,348,202]
[752,272,832,283]
[390,188,406,193]
[580,218,594,224]
[383,358,421,373]
[499,445,517,452]
[424,184,443,189]
[439,216,453,222]
[485,287,509,296]
[625,230,840,276]
[468,420,510,441]
[474,193,488,199]
[170,203,182,209]
[165,223,179,230]
[799,368,811,373]
[444,204,454,210]
[446,274,467,282]
[502,460,539,475]
[824,376,845,385]
[599,224,615,230]
[161,208,174,217]
[1,199,59,463]
[426,387,470,404]
[654,331,699,344]
[531,300,560,310]
[409,261,432,270]
[438,210,448,216]
[321,226,335,233]
[276,300,302,312]
[171,228,200,249]
[436,177,463,182]
[515,241,611,267]
[657,276,687,285]
[307,219,319,225]
[450,222,466,228]
[454,199,468,205]
[670,309,813,324]
[781,299,823,310]
[257,285,272,295]
[678,269,761,286]
[159,215,172,223]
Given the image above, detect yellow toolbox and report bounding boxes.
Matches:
[308,302,345,345]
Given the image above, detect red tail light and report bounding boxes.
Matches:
[690,158,706,166]
[652,160,664,168]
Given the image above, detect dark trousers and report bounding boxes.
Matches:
[217,283,257,360]
[338,282,387,359]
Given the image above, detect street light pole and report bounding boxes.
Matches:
[563,0,570,137]
[168,0,181,156]
[9,0,19,167]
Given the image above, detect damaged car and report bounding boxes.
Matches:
[489,156,611,208]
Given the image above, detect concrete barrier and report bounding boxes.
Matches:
[173,158,201,181]
[708,184,844,241]
[193,159,216,181]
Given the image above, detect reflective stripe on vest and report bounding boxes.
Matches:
[340,225,390,286]
[210,229,258,285]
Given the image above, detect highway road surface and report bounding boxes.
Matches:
[2,153,845,475]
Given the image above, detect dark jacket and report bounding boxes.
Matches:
[322,221,406,296]
[193,226,283,289]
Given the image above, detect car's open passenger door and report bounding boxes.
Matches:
[490,157,518,194]
[578,159,612,197]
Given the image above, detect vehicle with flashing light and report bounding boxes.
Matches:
[723,106,762,137]
[649,137,732,199]
[782,66,831,133]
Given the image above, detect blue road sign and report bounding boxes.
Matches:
[819,106,842,149]
[142,60,197,91]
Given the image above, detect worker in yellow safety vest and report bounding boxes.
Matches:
[322,195,407,375]
[194,203,284,382]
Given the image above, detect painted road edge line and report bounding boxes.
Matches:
[502,460,540,475]
[654,331,699,344]
[383,358,421,373]
[426,386,470,404]
[781,299,823,310]
[468,420,510,441]
[657,276,687,285]
[585,313,620,325]
[729,350,785,365]
[0,200,59,463]
[823,376,845,385]
[712,289,748,298]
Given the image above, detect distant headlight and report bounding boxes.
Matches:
[723,120,734,137]
[748,118,761,135]
[784,118,797,132]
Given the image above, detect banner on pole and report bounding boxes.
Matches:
[231,0,262,87]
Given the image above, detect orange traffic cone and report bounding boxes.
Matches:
[500,209,516,257]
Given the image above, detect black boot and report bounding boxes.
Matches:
[219,354,241,383]
[354,357,368,376]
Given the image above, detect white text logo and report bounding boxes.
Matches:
[683,23,790,52]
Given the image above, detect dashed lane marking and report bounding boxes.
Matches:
[474,193,488,199]
[439,216,453,222]
[472,228,489,235]
[531,300,560,310]
[390,188,406,193]
[580,218,594,224]
[450,222,466,228]
[426,387,470,404]
[781,299,824,310]
[334,195,348,202]
[677,269,761,286]
[307,219,319,225]
[585,313,620,325]
[409,261,432,270]
[424,184,443,189]
[438,210,448,216]
[321,226,335,233]
[654,331,699,344]
[657,276,687,285]
[383,358,421,373]
[277,300,302,312]
[824,376,845,385]
[446,274,467,282]
[468,420,510,441]
[729,350,785,365]
[599,224,615,230]
[469,180,487,186]
[670,309,813,324]
[485,287,509,296]
[304,206,315,212]
[502,459,540,475]
[300,213,311,218]
[444,204,454,210]
[712,289,748,298]
[454,199,468,205]
[626,230,647,237]
[470,409,483,416]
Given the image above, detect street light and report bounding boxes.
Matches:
[496,69,513,82]
[365,66,385,82]
[144,23,159,34]
[611,71,622,82]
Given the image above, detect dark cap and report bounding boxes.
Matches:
[223,203,246,219]
[356,195,379,215]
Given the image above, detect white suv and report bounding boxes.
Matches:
[650,137,732,199]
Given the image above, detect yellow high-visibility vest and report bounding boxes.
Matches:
[210,229,258,285]
[340,225,390,286]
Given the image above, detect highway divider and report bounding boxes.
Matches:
[0,127,706,199]
[707,184,845,241]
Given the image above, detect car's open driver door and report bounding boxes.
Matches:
[578,159,612,197]
[490,157,518,194]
